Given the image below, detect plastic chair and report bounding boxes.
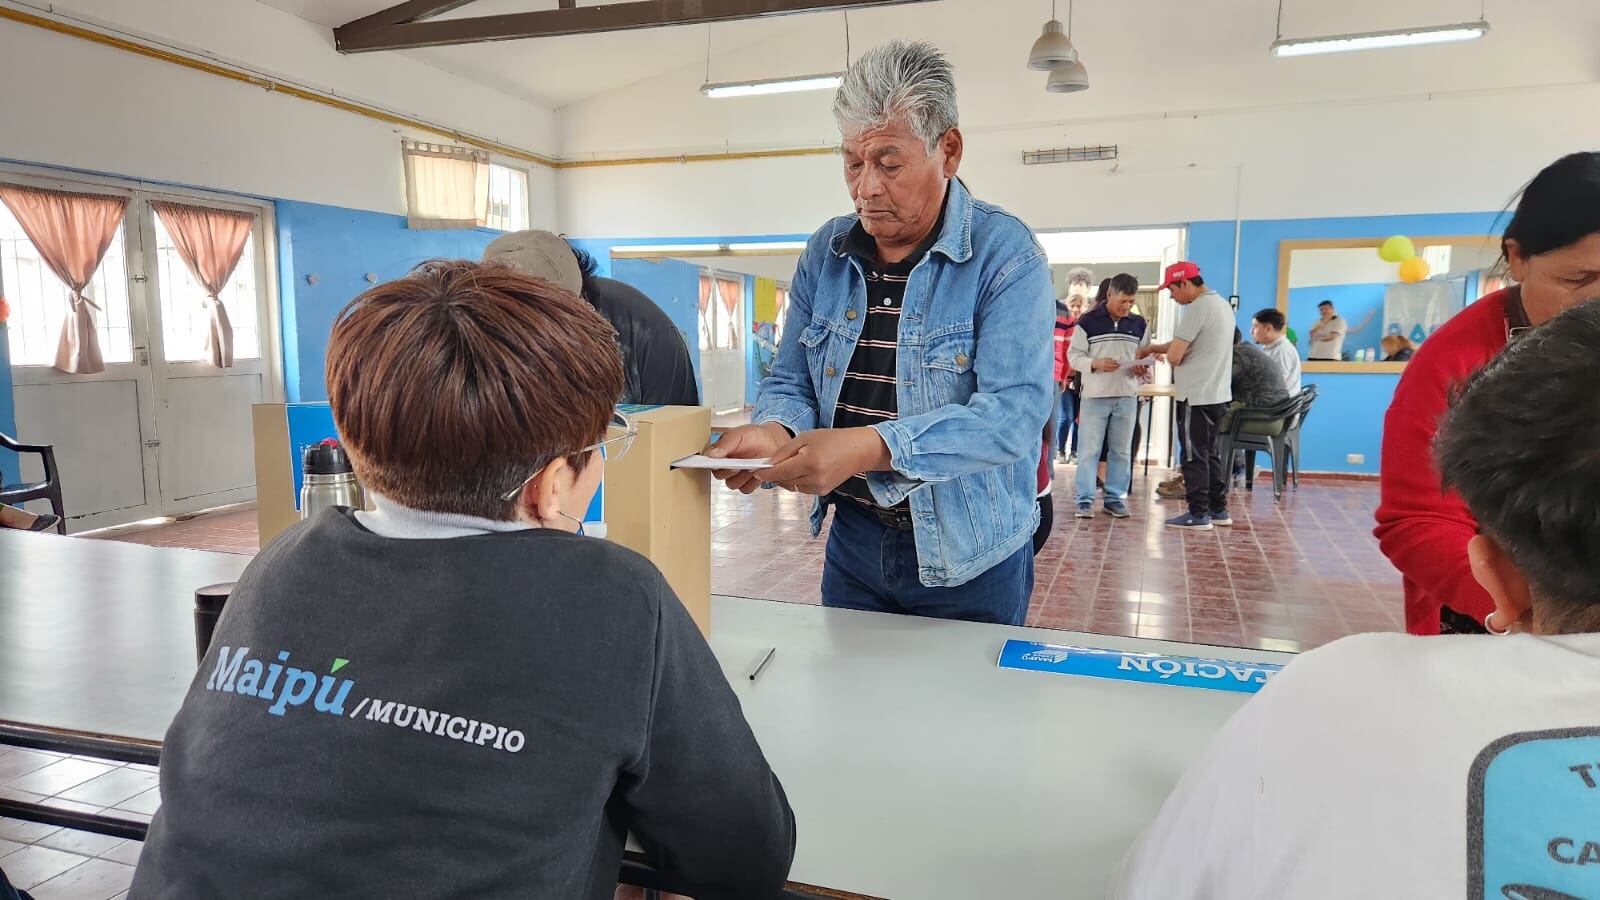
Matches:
[1,432,66,535]
[1222,394,1303,500]
[1281,384,1318,490]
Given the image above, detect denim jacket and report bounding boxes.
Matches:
[752,178,1054,587]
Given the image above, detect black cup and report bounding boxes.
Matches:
[194,583,235,664]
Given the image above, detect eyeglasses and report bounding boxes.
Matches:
[500,410,639,502]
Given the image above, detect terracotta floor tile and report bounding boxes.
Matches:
[86,470,1399,652]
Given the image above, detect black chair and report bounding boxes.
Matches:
[1281,384,1319,490]
[1222,394,1304,500]
[1,432,66,534]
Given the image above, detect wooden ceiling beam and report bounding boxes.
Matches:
[335,0,925,52]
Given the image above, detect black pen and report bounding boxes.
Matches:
[748,648,776,681]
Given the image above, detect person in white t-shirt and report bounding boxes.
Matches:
[1250,307,1301,395]
[1113,300,1600,900]
[1306,300,1347,360]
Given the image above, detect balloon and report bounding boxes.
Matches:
[1398,256,1430,283]
[1378,235,1416,263]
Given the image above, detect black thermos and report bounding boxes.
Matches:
[194,582,235,664]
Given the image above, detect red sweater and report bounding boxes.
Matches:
[1373,289,1508,634]
[1053,306,1076,384]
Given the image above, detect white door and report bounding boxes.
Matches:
[699,272,747,413]
[4,192,162,531]
[142,194,271,516]
[2,169,280,532]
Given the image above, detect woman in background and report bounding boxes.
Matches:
[1375,151,1600,635]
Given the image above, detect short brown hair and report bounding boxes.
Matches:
[326,259,623,519]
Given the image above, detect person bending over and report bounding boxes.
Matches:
[1115,300,1600,898]
[132,261,795,900]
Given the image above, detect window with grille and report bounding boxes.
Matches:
[485,164,530,232]
[0,200,133,367]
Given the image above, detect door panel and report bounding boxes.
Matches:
[154,372,263,506]
[14,378,153,524]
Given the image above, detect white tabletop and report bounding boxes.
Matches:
[708,595,1291,900]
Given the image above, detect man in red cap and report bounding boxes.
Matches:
[1140,262,1235,530]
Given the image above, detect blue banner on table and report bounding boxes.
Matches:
[997,640,1283,694]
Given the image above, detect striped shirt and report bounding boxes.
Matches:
[830,210,944,516]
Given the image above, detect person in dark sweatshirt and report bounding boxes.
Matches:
[131,260,795,900]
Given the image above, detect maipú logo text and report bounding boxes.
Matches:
[205,646,354,717]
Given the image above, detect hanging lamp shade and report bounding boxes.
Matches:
[1027,19,1078,70]
[1046,58,1090,92]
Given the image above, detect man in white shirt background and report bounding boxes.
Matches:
[1114,299,1600,900]
[1307,299,1347,360]
[1251,307,1302,395]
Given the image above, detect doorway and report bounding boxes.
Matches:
[2,169,281,533]
[698,271,746,414]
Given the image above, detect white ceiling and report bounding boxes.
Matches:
[255,0,1600,121]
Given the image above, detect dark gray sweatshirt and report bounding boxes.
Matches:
[131,508,795,899]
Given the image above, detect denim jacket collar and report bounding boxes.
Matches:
[828,177,975,265]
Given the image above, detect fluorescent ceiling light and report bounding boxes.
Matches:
[727,242,807,252]
[617,244,723,254]
[1271,21,1487,57]
[701,73,843,98]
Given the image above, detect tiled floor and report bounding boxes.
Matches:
[89,465,1401,653]
[80,503,259,556]
[0,747,151,899]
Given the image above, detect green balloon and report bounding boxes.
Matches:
[1378,235,1416,263]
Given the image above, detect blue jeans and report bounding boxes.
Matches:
[1056,387,1079,456]
[1075,396,1136,504]
[822,502,1033,625]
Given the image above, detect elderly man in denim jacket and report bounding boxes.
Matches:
[708,41,1054,625]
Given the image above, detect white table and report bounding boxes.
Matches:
[0,533,1290,899]
[710,596,1289,900]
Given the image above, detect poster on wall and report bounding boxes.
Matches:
[1384,277,1468,347]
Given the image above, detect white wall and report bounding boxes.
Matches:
[559,81,1600,237]
[0,0,560,224]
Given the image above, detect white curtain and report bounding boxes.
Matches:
[402,141,489,230]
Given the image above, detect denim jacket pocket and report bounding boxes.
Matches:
[923,328,978,405]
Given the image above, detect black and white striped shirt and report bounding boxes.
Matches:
[831,210,944,515]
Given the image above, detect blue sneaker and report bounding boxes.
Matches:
[1104,501,1131,518]
[1210,509,1233,526]
[1166,512,1213,531]
[1075,502,1095,519]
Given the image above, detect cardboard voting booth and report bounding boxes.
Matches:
[252,402,713,635]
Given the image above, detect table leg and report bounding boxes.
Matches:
[1142,399,1154,477]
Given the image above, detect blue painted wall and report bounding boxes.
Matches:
[1188,210,1504,473]
[607,257,704,388]
[0,327,16,484]
[275,200,505,402]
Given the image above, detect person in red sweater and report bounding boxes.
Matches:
[1376,151,1600,634]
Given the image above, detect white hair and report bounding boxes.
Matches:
[832,40,959,152]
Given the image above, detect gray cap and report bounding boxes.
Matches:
[481,230,581,295]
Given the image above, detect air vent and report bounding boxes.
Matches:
[1023,145,1118,165]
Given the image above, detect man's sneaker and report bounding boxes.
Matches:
[1210,509,1233,526]
[1156,477,1187,500]
[1067,453,1078,465]
[1075,502,1095,519]
[1104,501,1131,519]
[1166,512,1213,531]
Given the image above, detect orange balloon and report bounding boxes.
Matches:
[1398,257,1430,283]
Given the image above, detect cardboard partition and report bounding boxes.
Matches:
[252,402,713,636]
[604,405,713,636]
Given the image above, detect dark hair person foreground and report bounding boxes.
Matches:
[131,260,796,900]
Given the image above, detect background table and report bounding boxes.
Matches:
[0,531,1289,899]
[1136,383,1179,475]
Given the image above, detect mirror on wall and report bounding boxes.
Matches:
[1276,237,1504,371]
